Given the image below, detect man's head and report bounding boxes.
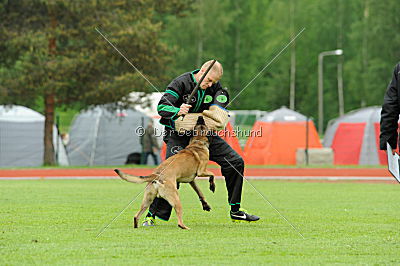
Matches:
[195,60,223,89]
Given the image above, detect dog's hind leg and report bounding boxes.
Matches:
[189,181,211,211]
[160,183,189,230]
[208,175,215,193]
[133,184,157,228]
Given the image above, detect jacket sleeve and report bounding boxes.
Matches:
[380,64,400,150]
[157,80,182,121]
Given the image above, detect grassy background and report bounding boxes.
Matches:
[1,179,399,264]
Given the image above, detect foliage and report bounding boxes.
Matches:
[162,0,400,129]
[0,0,191,109]
[0,0,191,164]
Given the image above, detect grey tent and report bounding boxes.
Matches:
[323,106,386,165]
[0,105,68,167]
[67,106,151,166]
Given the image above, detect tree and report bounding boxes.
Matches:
[0,0,190,165]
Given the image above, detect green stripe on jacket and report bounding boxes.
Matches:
[157,104,180,113]
[165,89,179,99]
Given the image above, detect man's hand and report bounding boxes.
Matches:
[178,103,191,116]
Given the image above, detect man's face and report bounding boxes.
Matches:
[199,71,220,89]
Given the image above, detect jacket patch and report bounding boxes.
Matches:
[183,94,197,103]
[204,95,213,103]
[171,145,183,154]
[216,95,228,103]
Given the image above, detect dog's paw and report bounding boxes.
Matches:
[202,203,211,212]
[209,182,216,193]
[178,224,190,230]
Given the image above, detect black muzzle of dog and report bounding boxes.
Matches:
[196,116,205,125]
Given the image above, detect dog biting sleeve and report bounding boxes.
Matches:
[202,105,229,130]
[174,113,203,132]
[174,108,228,132]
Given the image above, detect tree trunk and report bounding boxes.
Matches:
[44,91,55,165]
[361,0,369,107]
[233,0,241,96]
[43,3,57,165]
[337,0,344,116]
[196,0,203,67]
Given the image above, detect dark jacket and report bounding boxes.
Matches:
[380,63,400,150]
[157,69,229,129]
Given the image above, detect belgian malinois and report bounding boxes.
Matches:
[114,116,215,230]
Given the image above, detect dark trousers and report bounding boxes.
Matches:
[142,152,159,165]
[148,133,244,221]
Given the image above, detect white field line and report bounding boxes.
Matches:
[0,176,393,181]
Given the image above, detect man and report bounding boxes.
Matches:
[142,60,260,226]
[380,63,400,152]
[141,120,160,165]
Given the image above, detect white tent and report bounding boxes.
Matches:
[67,106,153,166]
[0,105,69,167]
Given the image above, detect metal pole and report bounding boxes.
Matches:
[55,114,60,164]
[140,117,145,165]
[318,54,324,135]
[318,49,343,135]
[305,116,309,165]
[90,109,102,166]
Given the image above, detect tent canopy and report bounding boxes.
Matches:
[323,106,385,165]
[67,105,150,166]
[244,107,321,165]
[0,105,68,167]
[258,106,306,122]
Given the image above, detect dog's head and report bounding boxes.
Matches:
[190,116,210,146]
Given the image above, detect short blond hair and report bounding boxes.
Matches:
[201,60,223,78]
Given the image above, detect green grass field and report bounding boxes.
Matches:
[1,179,399,264]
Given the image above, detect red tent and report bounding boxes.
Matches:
[323,107,387,165]
[244,107,322,165]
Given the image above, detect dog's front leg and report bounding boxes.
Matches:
[197,161,216,193]
[189,181,211,211]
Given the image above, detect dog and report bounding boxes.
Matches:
[114,116,215,230]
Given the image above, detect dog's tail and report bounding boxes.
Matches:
[114,169,155,184]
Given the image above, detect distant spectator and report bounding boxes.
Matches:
[61,133,69,146]
[141,120,160,165]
